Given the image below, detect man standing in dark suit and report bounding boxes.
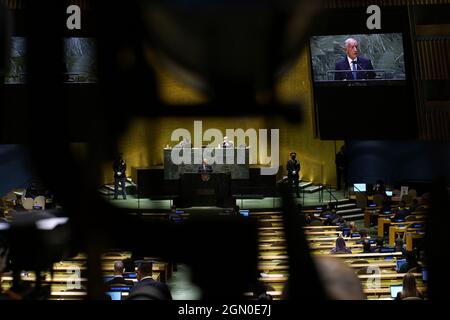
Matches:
[334,38,376,81]
[335,145,348,191]
[105,261,135,287]
[113,153,127,200]
[128,261,172,300]
[287,152,301,198]
[198,159,213,174]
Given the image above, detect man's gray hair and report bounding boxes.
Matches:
[114,260,124,273]
[344,38,358,48]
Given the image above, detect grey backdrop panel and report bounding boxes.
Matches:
[164,148,250,180]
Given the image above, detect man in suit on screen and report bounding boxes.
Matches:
[334,38,376,81]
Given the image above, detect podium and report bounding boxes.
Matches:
[177,173,234,208]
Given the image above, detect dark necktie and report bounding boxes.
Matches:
[351,61,357,80]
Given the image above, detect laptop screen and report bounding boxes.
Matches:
[124,272,137,279]
[422,268,428,282]
[390,285,403,299]
[239,210,249,217]
[380,247,395,253]
[342,228,351,237]
[386,191,393,197]
[396,259,407,271]
[106,291,122,300]
[109,286,131,292]
[353,183,366,192]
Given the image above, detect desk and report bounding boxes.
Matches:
[164,148,250,180]
[378,217,392,237]
[178,172,234,207]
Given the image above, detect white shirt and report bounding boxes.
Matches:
[347,56,358,71]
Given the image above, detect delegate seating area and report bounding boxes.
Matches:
[0,251,171,300]
[250,196,429,300]
[1,189,429,300]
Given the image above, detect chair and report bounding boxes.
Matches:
[350,259,369,265]
[402,296,422,301]
[372,194,385,206]
[401,194,412,205]
[355,193,367,210]
[408,189,417,200]
[22,197,34,210]
[34,196,46,210]
[356,267,371,275]
[310,220,323,226]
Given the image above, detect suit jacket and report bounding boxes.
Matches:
[105,276,134,287]
[334,56,376,80]
[129,278,172,300]
[287,159,300,177]
[198,164,213,174]
[113,159,127,179]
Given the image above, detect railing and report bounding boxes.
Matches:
[319,184,339,204]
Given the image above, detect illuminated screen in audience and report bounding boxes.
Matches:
[353,183,366,192]
[106,291,122,300]
[124,272,137,279]
[390,285,403,299]
[310,33,406,84]
[396,258,407,271]
[386,190,393,197]
[422,268,428,282]
[239,210,249,217]
[109,286,131,292]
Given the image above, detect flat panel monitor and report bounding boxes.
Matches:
[239,210,249,217]
[390,285,403,299]
[396,258,407,272]
[310,33,406,84]
[106,291,122,301]
[422,268,428,283]
[342,228,351,237]
[353,183,366,192]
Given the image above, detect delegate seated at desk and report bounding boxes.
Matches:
[198,159,213,174]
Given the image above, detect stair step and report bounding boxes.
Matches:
[303,185,323,193]
[336,203,356,209]
[336,208,362,214]
[342,213,365,220]
[299,181,313,189]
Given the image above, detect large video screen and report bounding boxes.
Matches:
[4,36,26,84]
[4,37,97,84]
[310,33,406,84]
[63,37,97,83]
